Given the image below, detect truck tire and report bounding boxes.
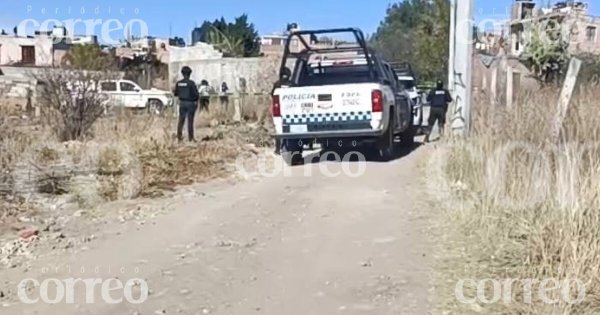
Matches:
[400,125,417,147]
[147,99,164,115]
[282,140,304,166]
[378,109,396,161]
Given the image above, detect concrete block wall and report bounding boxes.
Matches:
[169,57,280,94]
[169,43,224,63]
[0,77,35,98]
[472,52,541,107]
[1,66,47,99]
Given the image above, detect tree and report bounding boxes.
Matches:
[372,0,450,82]
[196,15,260,57]
[62,44,116,71]
[414,0,450,81]
[118,45,167,90]
[34,69,115,141]
[207,25,245,57]
[372,0,427,63]
[169,37,186,47]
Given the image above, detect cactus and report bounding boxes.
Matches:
[522,19,570,83]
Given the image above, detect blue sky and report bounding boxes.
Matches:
[0,1,598,43]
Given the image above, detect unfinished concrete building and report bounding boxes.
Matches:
[509,0,600,56]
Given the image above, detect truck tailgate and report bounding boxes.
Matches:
[277,84,378,133]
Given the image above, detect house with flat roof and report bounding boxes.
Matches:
[0,26,101,67]
[0,30,54,66]
[509,0,600,56]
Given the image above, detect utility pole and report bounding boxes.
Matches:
[448,0,456,93]
[448,0,474,135]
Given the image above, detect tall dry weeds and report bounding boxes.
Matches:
[1,95,270,203]
[430,87,600,314]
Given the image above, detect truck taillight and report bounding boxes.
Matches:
[371,90,383,112]
[272,95,281,117]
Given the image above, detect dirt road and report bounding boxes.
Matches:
[2,144,433,315]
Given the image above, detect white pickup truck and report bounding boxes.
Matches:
[272,28,416,162]
[99,79,174,114]
[392,63,424,127]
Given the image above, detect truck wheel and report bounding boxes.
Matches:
[400,125,417,147]
[147,99,164,115]
[378,110,396,161]
[282,140,304,166]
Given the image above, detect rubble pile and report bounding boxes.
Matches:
[0,236,38,268]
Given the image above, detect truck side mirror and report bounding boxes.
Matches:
[281,67,292,81]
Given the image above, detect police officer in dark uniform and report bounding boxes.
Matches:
[173,66,200,143]
[425,80,453,143]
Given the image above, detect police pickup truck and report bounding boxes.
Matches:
[271,28,417,162]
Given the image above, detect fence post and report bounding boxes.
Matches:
[551,57,582,142]
[506,67,514,109]
[491,66,498,106]
[233,92,242,122]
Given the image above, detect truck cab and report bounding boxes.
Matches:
[390,62,423,127]
[99,79,174,114]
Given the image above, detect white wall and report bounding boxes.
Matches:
[0,36,54,66]
[169,43,223,63]
[568,16,600,55]
[168,43,282,94]
[169,58,279,94]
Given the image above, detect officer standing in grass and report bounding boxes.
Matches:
[173,66,199,143]
[220,81,230,111]
[198,80,211,112]
[425,79,453,143]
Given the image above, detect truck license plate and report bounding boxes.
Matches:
[289,125,308,133]
[301,102,313,113]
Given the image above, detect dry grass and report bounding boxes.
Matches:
[430,87,600,314]
[0,98,28,116]
[135,137,237,197]
[196,94,273,126]
[0,94,272,212]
